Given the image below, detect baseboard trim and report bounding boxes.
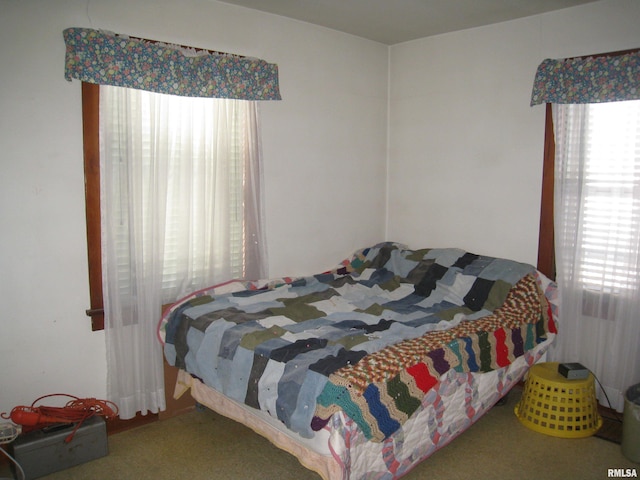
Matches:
[106,412,159,435]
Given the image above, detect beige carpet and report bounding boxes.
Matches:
[2,390,637,480]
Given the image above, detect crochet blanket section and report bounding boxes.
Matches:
[312,272,555,441]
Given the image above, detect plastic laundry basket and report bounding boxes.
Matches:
[514,362,602,438]
[622,382,640,463]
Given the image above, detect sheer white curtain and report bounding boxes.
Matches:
[100,86,267,419]
[550,101,640,411]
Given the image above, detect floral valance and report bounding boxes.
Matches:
[530,50,639,106]
[63,28,281,101]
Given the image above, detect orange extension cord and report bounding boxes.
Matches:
[1,394,119,443]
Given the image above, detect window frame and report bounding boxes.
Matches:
[82,83,260,331]
[536,48,639,283]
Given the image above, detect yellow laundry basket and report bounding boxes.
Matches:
[514,362,602,438]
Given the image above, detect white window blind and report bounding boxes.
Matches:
[578,100,640,294]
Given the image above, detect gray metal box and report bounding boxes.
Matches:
[11,416,108,479]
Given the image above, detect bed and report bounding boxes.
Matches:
[158,243,558,479]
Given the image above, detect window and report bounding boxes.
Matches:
[550,100,640,294]
[537,105,640,294]
[572,101,640,293]
[553,101,640,319]
[82,83,266,330]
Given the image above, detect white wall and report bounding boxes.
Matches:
[388,0,640,265]
[0,0,388,414]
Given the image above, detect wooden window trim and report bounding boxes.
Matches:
[82,82,104,331]
[536,102,556,280]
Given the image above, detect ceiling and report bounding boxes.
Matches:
[218,0,598,45]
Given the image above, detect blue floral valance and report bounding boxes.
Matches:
[63,28,281,101]
[530,50,639,106]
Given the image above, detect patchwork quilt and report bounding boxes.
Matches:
[160,243,556,442]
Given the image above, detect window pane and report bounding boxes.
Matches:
[100,86,248,304]
[580,100,640,292]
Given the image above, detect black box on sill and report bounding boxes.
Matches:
[11,416,108,479]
